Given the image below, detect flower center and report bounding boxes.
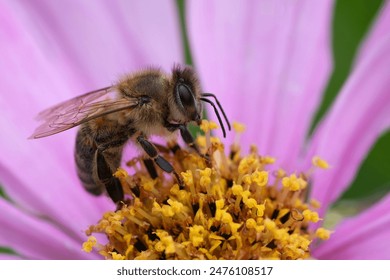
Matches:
[83,121,331,260]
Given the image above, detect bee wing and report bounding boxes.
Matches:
[30,86,139,139]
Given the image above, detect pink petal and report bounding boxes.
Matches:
[313,194,390,259]
[187,0,333,171]
[8,0,183,91]
[305,36,390,215]
[0,162,111,242]
[0,199,100,259]
[357,1,390,64]
[0,3,111,240]
[0,254,22,260]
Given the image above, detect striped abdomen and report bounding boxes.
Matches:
[74,127,124,196]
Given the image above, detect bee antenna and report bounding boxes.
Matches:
[201,93,231,131]
[200,96,229,138]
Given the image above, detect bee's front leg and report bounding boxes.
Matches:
[178,125,210,164]
[178,125,201,154]
[136,134,184,187]
[166,122,205,156]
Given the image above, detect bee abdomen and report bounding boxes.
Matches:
[75,129,103,195]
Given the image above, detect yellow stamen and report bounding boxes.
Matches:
[260,156,276,165]
[310,199,321,209]
[251,170,268,187]
[83,123,330,260]
[303,209,321,223]
[200,120,219,133]
[111,252,126,260]
[113,167,128,179]
[189,225,206,247]
[282,174,306,191]
[82,236,97,253]
[232,122,246,133]
[316,228,332,240]
[312,156,330,169]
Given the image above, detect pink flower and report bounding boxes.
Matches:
[1,0,389,259]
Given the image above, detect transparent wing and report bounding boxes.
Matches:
[30,86,139,139]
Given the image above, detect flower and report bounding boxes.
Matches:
[1,0,390,259]
[83,122,331,259]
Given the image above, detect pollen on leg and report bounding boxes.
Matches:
[83,123,331,260]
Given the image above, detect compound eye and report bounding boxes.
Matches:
[178,84,194,107]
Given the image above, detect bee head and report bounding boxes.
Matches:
[171,65,202,125]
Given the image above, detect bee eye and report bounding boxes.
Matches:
[178,84,194,107]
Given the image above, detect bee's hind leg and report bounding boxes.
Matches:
[95,150,124,203]
[137,135,184,188]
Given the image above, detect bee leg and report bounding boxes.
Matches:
[150,142,173,154]
[143,158,158,179]
[179,125,210,163]
[95,150,124,203]
[137,135,184,187]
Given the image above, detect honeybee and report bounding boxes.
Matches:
[30,65,230,204]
